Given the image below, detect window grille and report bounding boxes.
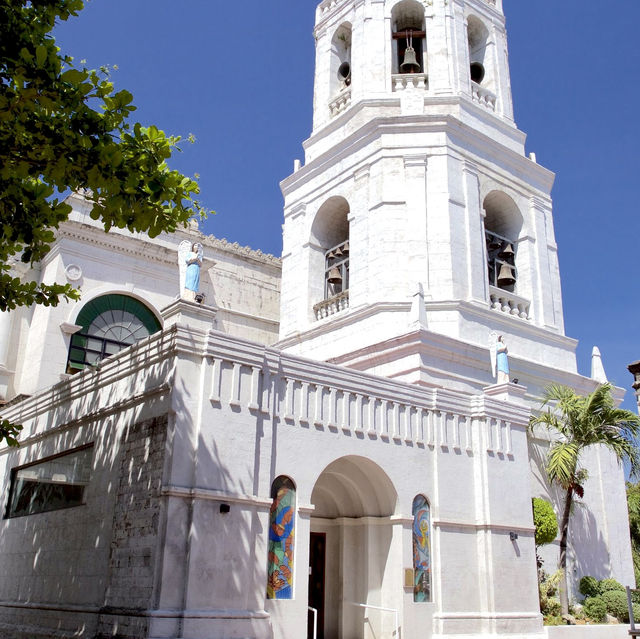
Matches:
[5,445,93,518]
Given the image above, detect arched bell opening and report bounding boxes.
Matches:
[330,23,352,97]
[391,0,427,75]
[310,197,350,309]
[483,191,523,294]
[467,15,492,90]
[307,456,398,639]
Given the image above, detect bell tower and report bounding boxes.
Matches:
[278,0,578,392]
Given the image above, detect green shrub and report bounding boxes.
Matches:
[598,578,625,594]
[532,498,558,547]
[543,614,564,626]
[579,575,599,599]
[583,596,607,623]
[542,597,561,617]
[601,590,628,621]
[633,603,640,623]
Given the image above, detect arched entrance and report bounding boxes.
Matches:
[308,456,399,639]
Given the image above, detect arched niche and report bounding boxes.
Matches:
[391,0,427,74]
[483,191,523,240]
[483,191,523,293]
[330,23,352,97]
[467,15,492,88]
[310,196,350,302]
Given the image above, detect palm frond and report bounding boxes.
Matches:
[547,441,580,488]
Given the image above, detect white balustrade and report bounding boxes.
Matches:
[471,82,497,111]
[314,290,349,320]
[489,286,531,320]
[392,73,428,92]
[329,88,351,117]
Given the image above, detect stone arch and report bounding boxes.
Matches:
[330,23,352,97]
[311,455,398,518]
[66,293,162,373]
[66,286,163,328]
[483,190,523,240]
[308,456,399,639]
[310,196,350,249]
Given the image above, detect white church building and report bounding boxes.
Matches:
[0,1,633,638]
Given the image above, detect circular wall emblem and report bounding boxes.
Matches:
[65,264,83,282]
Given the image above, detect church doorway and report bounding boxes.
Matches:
[308,456,399,639]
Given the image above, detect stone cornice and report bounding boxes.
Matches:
[286,108,552,199]
[57,198,281,269]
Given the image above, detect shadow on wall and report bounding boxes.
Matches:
[0,330,176,638]
[528,438,611,597]
[570,503,610,586]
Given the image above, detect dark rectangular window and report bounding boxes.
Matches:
[5,445,93,518]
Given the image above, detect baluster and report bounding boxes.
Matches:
[209,357,221,403]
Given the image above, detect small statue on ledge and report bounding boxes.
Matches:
[178,240,204,302]
[490,333,510,384]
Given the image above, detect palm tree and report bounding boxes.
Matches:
[530,383,640,615]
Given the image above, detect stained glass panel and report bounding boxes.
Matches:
[267,476,295,599]
[412,494,431,602]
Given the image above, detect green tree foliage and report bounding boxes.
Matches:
[0,0,205,313]
[532,497,558,547]
[627,481,640,585]
[1,0,207,448]
[0,418,22,447]
[530,383,640,615]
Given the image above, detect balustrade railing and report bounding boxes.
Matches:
[489,286,530,320]
[471,82,496,111]
[314,290,349,320]
[329,88,351,117]
[392,73,428,92]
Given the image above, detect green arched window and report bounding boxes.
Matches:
[67,294,161,372]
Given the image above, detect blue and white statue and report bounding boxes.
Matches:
[178,240,203,301]
[490,333,510,384]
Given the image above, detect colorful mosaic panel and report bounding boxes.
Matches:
[412,494,431,602]
[267,477,295,599]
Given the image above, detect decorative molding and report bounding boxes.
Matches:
[60,322,82,335]
[161,485,272,509]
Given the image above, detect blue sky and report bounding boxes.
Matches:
[55,1,640,412]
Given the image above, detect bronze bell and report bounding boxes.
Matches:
[401,46,420,73]
[487,237,501,251]
[342,241,349,255]
[327,267,342,284]
[497,263,516,288]
[498,243,515,260]
[338,61,351,87]
[333,246,343,258]
[470,61,485,84]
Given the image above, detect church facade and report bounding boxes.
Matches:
[0,1,633,639]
